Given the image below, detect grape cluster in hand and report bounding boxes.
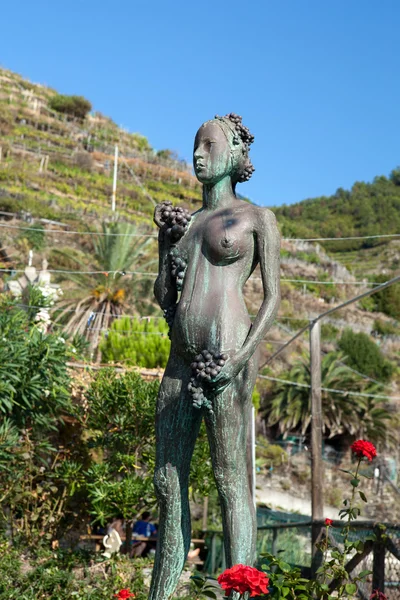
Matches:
[159,201,192,242]
[188,349,228,413]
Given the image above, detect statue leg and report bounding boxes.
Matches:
[149,355,202,600]
[205,357,258,567]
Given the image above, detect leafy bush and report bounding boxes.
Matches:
[372,318,400,336]
[18,223,46,250]
[78,368,215,545]
[369,274,400,319]
[0,296,80,544]
[256,438,288,473]
[0,541,151,600]
[0,295,71,428]
[73,151,94,172]
[100,317,170,368]
[338,328,394,382]
[49,94,92,119]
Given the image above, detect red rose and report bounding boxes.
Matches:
[218,564,269,597]
[370,590,387,600]
[350,440,377,462]
[324,518,333,526]
[114,590,135,599]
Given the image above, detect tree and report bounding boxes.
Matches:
[0,295,83,545]
[338,328,394,382]
[53,221,157,357]
[368,275,400,320]
[262,352,395,446]
[0,294,71,430]
[78,369,215,549]
[49,94,92,119]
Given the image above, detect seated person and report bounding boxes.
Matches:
[133,511,157,538]
[131,511,157,557]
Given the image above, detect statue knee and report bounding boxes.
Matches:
[153,463,180,504]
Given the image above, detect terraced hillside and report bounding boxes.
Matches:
[0,66,399,393]
[0,67,202,228]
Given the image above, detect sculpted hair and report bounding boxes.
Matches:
[214,113,255,188]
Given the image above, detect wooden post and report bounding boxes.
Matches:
[372,528,385,593]
[111,144,118,212]
[310,320,323,571]
[202,496,208,531]
[247,405,256,507]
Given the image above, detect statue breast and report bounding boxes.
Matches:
[202,215,253,266]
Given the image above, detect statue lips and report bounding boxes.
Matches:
[194,160,205,172]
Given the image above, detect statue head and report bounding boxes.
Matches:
[193,113,255,190]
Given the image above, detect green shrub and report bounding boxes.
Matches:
[18,223,46,250]
[49,94,92,119]
[0,295,71,428]
[372,319,400,336]
[370,274,400,319]
[256,438,288,472]
[338,328,394,382]
[321,322,339,341]
[100,317,170,368]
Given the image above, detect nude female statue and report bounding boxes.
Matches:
[149,113,280,600]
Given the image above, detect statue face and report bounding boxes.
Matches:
[193,121,232,184]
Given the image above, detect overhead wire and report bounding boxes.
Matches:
[0,220,399,243]
[257,374,400,402]
[0,267,388,287]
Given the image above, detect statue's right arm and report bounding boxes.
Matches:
[154,226,177,310]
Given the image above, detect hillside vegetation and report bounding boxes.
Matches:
[275,175,400,252]
[0,65,399,405]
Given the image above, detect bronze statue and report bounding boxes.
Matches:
[149,113,280,599]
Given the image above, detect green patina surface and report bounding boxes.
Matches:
[149,115,280,600]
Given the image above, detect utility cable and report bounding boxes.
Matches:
[257,374,400,401]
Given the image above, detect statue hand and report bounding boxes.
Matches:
[154,202,192,241]
[207,356,244,394]
[154,201,173,229]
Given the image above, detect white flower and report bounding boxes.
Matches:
[57,337,66,344]
[44,389,50,397]
[72,348,77,353]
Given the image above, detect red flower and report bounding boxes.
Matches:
[350,440,377,462]
[114,590,135,599]
[324,518,333,526]
[218,564,269,598]
[370,590,387,600]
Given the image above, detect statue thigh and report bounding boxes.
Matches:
[204,353,259,566]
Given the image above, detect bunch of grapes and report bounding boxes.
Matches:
[215,113,255,146]
[159,201,192,242]
[163,304,177,336]
[171,256,187,290]
[191,349,228,382]
[238,162,255,182]
[188,379,213,413]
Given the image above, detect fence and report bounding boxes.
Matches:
[203,521,400,598]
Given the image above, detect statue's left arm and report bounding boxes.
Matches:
[239,207,281,363]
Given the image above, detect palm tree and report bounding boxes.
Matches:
[262,352,395,446]
[53,221,157,357]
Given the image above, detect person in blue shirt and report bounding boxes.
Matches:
[131,512,157,557]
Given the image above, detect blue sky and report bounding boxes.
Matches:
[1,0,400,207]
